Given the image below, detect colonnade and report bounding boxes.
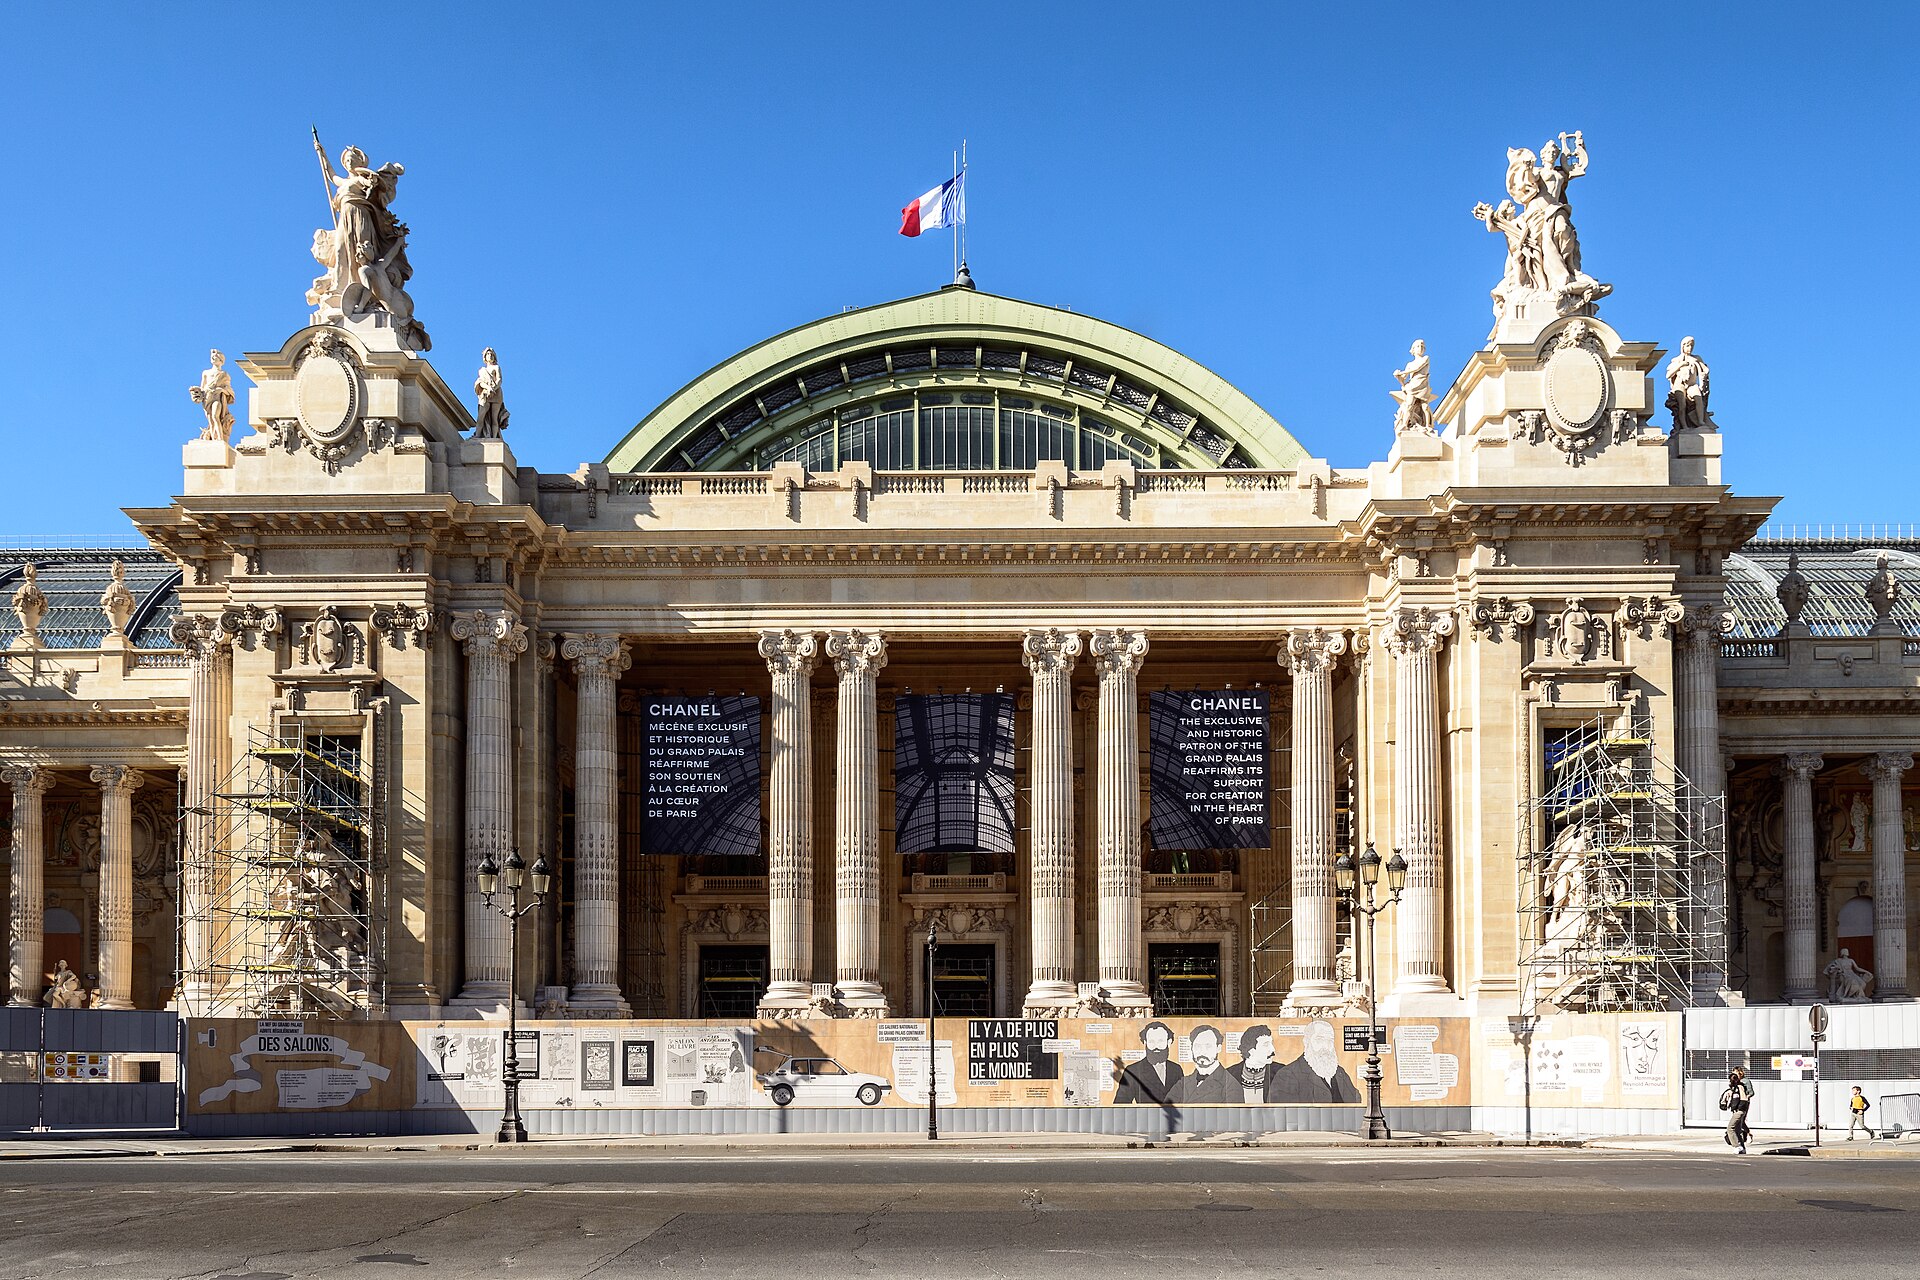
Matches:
[1776,750,1913,1002]
[4,761,149,1010]
[438,611,1463,1017]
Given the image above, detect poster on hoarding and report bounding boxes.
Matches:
[1148,690,1270,850]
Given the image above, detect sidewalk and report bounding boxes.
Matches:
[2,1128,1912,1160]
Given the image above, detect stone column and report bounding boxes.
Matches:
[4,765,52,1007]
[1779,751,1824,1002]
[826,630,889,1015]
[563,633,631,1013]
[1677,606,1733,1000]
[1865,752,1913,1000]
[1023,628,1083,1015]
[1285,627,1348,1006]
[90,765,145,1010]
[758,629,820,1015]
[1090,629,1150,1013]
[1387,607,1454,998]
[170,614,231,1013]
[450,610,528,1009]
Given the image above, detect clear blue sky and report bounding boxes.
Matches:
[2,3,1914,540]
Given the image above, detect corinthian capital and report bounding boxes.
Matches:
[1387,606,1455,657]
[1089,629,1148,679]
[1022,628,1082,677]
[2,764,53,798]
[218,603,285,643]
[759,628,819,677]
[168,612,232,661]
[1778,752,1825,782]
[561,632,632,680]
[1863,752,1915,785]
[89,765,146,797]
[826,629,887,679]
[449,610,529,660]
[1680,603,1737,637]
[1283,626,1348,674]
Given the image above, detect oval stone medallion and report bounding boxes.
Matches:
[295,351,359,444]
[1543,342,1608,432]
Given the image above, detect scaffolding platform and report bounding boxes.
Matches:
[1519,711,1725,1013]
[182,728,385,1017]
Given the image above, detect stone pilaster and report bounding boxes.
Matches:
[170,613,231,1014]
[1387,607,1453,999]
[1864,752,1913,1000]
[90,765,145,1010]
[758,629,820,1015]
[1089,628,1150,1013]
[563,632,631,1014]
[1284,626,1347,1006]
[4,765,52,1007]
[449,610,528,1009]
[1779,751,1824,1002]
[1678,606,1734,1000]
[826,629,888,1015]
[1023,627,1083,1015]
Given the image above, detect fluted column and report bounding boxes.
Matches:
[170,614,231,1013]
[826,630,888,1014]
[450,610,528,1009]
[1865,752,1913,1000]
[563,633,631,1013]
[1090,629,1150,1012]
[4,765,52,1007]
[91,765,145,1010]
[1023,628,1083,1014]
[1779,751,1824,1002]
[759,630,820,1014]
[1285,627,1348,1005]
[1388,607,1453,998]
[1678,606,1733,1000]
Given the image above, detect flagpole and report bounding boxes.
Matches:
[952,145,959,283]
[961,138,968,274]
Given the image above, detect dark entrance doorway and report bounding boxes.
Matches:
[1149,943,1222,1016]
[696,945,768,1017]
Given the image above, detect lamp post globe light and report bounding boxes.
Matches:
[477,848,552,1144]
[1334,840,1407,1141]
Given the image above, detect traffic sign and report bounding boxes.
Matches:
[1809,1003,1829,1038]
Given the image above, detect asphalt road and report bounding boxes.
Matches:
[3,1148,1917,1279]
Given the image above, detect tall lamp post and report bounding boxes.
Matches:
[478,848,551,1144]
[925,920,939,1142]
[1334,840,1406,1141]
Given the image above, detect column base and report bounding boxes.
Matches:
[1023,980,1082,1018]
[1285,979,1345,1012]
[1086,980,1154,1018]
[98,998,134,1012]
[830,980,890,1018]
[1381,987,1464,1017]
[449,981,515,1018]
[758,981,831,1018]
[567,985,633,1018]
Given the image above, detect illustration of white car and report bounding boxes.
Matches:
[757,1055,891,1107]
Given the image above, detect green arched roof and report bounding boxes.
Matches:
[603,287,1308,473]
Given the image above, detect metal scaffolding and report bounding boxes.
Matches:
[1519,711,1725,1013]
[184,729,384,1017]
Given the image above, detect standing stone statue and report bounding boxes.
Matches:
[1866,552,1901,627]
[473,348,510,439]
[1665,336,1713,430]
[101,559,135,639]
[1473,131,1612,322]
[189,349,236,444]
[306,131,431,352]
[1390,340,1434,436]
[1776,552,1810,626]
[10,564,47,648]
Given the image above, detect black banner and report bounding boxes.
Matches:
[1148,689,1270,850]
[894,694,1018,855]
[968,1018,1060,1082]
[640,695,762,856]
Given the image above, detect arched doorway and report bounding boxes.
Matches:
[1837,894,1875,979]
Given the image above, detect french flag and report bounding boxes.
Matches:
[899,173,965,237]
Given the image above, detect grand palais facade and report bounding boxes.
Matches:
[3,138,1917,1139]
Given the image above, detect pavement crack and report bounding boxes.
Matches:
[577,1214,684,1279]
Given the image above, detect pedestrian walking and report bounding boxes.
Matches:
[1848,1086,1875,1140]
[1721,1067,1754,1154]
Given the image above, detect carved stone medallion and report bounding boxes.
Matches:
[1537,322,1613,464]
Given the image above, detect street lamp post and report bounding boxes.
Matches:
[1334,840,1406,1141]
[926,920,939,1142]
[477,848,552,1145]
